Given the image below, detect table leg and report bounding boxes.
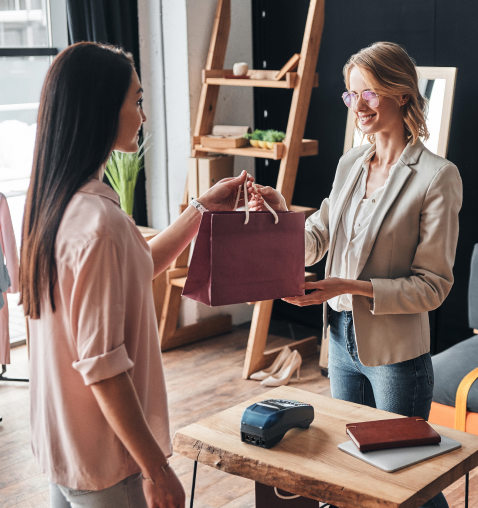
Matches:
[465,472,469,508]
[190,460,198,508]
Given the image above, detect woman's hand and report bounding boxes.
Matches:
[282,278,347,306]
[248,184,288,212]
[198,170,254,211]
[142,465,185,508]
[90,372,186,508]
[282,278,373,307]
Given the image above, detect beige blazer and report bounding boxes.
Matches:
[305,140,463,366]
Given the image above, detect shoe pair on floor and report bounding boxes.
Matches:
[249,346,302,386]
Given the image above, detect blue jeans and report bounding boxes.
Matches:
[328,308,448,508]
[50,473,147,508]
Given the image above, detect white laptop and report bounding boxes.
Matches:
[338,435,461,472]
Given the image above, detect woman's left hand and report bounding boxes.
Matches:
[248,183,288,212]
[198,170,254,211]
[282,278,347,306]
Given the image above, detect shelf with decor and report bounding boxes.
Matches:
[203,69,318,89]
[192,138,318,160]
[157,0,325,375]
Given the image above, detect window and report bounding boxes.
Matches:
[0,0,67,343]
[0,0,49,47]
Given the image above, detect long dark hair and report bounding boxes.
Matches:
[20,42,134,318]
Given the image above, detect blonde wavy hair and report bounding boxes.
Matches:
[343,41,429,145]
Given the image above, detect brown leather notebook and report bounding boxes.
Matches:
[346,417,441,452]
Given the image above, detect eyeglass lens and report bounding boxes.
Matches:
[342,90,379,108]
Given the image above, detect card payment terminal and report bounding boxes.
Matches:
[240,399,314,448]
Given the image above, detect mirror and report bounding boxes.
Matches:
[343,66,457,157]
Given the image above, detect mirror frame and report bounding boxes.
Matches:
[343,66,457,157]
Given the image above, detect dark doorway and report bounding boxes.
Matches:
[251,0,478,353]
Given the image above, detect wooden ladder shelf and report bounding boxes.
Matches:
[158,0,325,369]
[241,0,325,378]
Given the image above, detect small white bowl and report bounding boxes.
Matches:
[233,62,248,76]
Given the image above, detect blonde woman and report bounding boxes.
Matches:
[252,42,462,508]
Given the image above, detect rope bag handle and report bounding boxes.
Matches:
[233,179,279,225]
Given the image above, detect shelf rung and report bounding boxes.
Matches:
[138,225,160,241]
[170,276,187,288]
[193,139,318,160]
[290,205,317,218]
[203,69,318,89]
[305,271,317,282]
[167,268,188,284]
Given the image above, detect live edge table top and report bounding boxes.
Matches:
[172,386,478,508]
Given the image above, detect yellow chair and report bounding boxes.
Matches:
[429,244,478,434]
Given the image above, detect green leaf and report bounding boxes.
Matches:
[104,134,150,215]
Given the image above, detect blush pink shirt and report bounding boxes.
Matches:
[29,179,172,490]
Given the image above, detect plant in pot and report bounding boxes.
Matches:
[245,129,285,149]
[105,135,149,217]
[244,129,264,148]
[264,129,285,149]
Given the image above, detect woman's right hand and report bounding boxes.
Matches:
[142,464,185,508]
[198,170,254,211]
[248,183,288,212]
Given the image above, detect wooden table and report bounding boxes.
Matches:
[173,386,478,507]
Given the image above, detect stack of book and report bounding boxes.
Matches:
[339,417,461,472]
[345,417,441,452]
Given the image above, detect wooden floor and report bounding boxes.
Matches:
[0,323,476,507]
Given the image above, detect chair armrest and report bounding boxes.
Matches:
[455,367,478,431]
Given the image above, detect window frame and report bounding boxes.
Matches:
[0,0,68,57]
[0,0,68,347]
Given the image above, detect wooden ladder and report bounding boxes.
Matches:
[158,0,325,366]
[240,0,325,378]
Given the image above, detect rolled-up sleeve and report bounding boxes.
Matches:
[69,236,133,385]
[73,344,133,386]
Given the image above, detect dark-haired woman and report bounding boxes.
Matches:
[21,42,249,508]
[251,42,462,508]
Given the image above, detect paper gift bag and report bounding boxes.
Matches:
[183,210,305,306]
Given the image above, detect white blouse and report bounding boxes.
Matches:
[328,153,398,312]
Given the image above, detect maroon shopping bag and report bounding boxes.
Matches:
[182,210,305,306]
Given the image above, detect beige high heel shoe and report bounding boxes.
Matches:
[260,350,302,387]
[249,346,292,381]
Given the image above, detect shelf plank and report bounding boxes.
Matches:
[290,204,317,218]
[205,74,296,89]
[193,139,318,160]
[170,276,187,289]
[203,69,318,88]
[304,271,317,282]
[298,139,319,157]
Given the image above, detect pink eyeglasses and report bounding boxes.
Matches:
[342,90,380,108]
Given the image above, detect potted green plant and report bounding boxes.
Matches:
[244,129,265,148]
[264,129,285,149]
[105,136,149,216]
[245,129,285,149]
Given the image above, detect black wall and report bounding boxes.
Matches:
[252,0,478,353]
[67,0,147,226]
